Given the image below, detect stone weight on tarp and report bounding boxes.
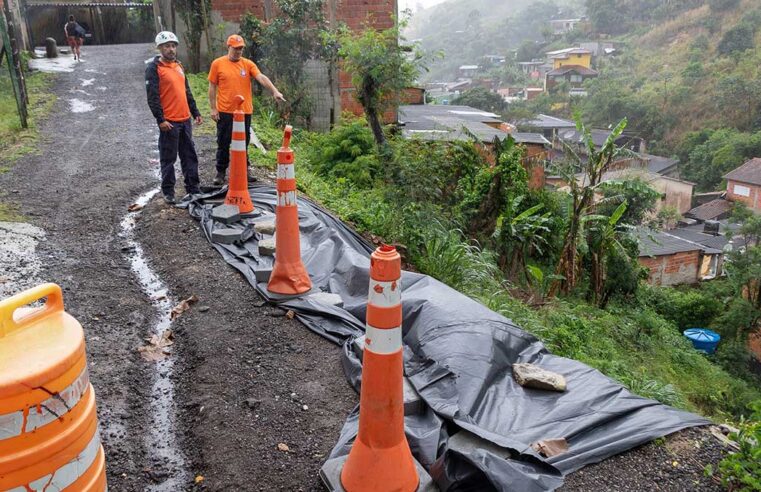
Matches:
[211,204,241,224]
[258,237,276,256]
[44,38,58,58]
[512,363,567,392]
[254,219,275,235]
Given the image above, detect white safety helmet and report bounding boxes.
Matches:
[155,31,179,47]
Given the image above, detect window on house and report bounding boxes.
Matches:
[570,74,582,83]
[734,184,751,197]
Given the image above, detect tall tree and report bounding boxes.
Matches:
[339,19,424,148]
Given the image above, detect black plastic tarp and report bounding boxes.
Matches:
[186,185,709,491]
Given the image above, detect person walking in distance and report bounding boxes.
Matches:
[145,31,203,205]
[208,34,285,185]
[64,15,85,61]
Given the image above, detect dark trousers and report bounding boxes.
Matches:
[158,119,200,197]
[216,112,251,173]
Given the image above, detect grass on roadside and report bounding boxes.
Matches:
[0,202,24,222]
[0,68,56,161]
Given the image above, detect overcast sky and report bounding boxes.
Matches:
[399,0,449,13]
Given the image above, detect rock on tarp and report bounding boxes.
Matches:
[185,185,709,491]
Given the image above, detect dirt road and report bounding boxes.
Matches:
[1,44,355,491]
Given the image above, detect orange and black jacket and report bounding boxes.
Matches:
[145,56,200,124]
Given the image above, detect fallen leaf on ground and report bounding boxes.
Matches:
[137,329,174,361]
[127,203,144,212]
[285,310,295,320]
[194,475,204,484]
[277,443,290,452]
[170,295,199,320]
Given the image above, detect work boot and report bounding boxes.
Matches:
[247,167,258,183]
[163,194,176,205]
[213,170,226,186]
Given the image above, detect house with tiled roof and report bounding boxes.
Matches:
[545,65,599,92]
[724,158,761,212]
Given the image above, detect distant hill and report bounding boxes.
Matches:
[408,0,761,190]
[405,0,582,81]
[584,0,761,153]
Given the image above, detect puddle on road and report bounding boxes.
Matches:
[68,98,95,113]
[81,78,95,86]
[29,51,78,73]
[120,188,188,491]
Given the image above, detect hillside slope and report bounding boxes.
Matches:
[405,0,581,81]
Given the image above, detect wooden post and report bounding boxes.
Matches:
[199,0,212,66]
[0,5,28,128]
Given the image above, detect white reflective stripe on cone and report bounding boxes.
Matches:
[232,120,245,132]
[0,368,90,441]
[0,411,23,440]
[278,191,297,207]
[368,279,401,307]
[364,325,402,355]
[231,139,246,152]
[277,163,295,180]
[26,428,102,491]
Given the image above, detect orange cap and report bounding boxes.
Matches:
[227,34,245,48]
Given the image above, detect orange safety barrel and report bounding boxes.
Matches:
[0,283,107,491]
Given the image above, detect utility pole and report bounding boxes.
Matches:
[0,4,28,128]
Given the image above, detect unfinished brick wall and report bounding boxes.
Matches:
[210,0,397,123]
[638,250,701,286]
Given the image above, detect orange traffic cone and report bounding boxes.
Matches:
[267,126,312,295]
[224,95,254,213]
[340,245,418,492]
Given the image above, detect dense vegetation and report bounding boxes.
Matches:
[239,107,761,421]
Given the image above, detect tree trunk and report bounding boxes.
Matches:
[366,105,385,148]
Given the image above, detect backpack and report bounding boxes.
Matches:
[66,21,83,38]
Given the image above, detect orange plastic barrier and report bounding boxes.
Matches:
[267,126,312,295]
[224,94,254,213]
[340,245,418,491]
[0,283,107,491]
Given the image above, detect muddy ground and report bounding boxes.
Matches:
[0,43,734,491]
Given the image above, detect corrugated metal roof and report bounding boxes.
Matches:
[516,113,575,129]
[635,229,722,257]
[399,105,511,144]
[685,198,733,221]
[512,132,550,145]
[724,157,761,186]
[667,228,730,251]
[642,153,678,174]
[399,105,502,124]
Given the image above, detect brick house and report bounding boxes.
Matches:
[635,229,722,286]
[724,158,761,212]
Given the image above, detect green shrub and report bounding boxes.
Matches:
[718,400,761,491]
[640,286,722,330]
[306,119,380,188]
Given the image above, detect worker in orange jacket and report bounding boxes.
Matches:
[208,34,285,185]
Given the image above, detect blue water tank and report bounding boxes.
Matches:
[683,328,721,354]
